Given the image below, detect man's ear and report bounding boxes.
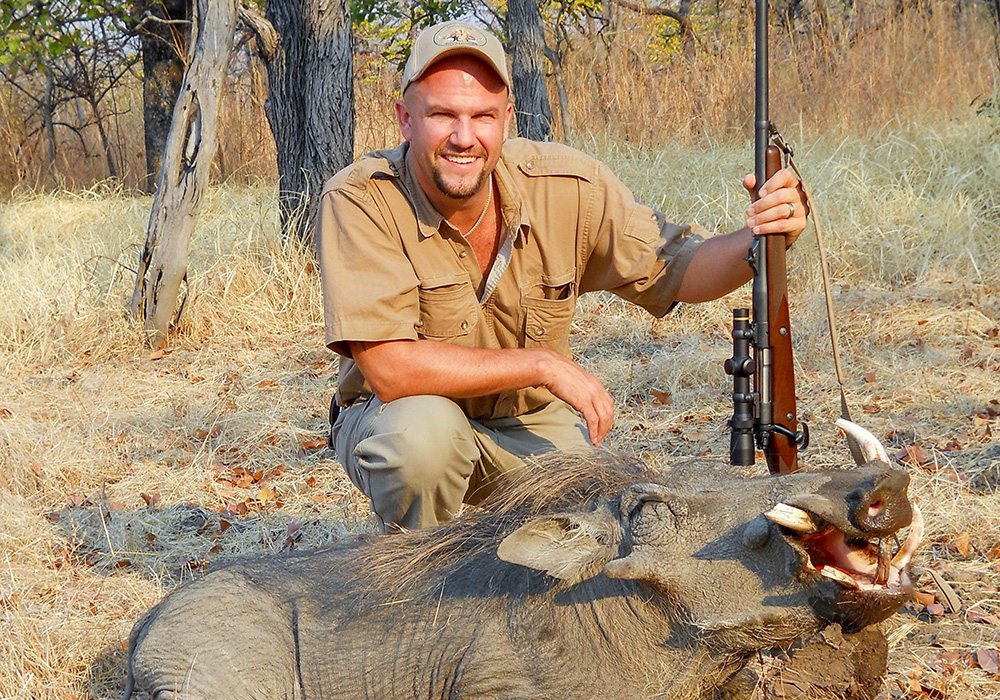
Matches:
[395,99,412,141]
[497,508,622,585]
[502,101,513,141]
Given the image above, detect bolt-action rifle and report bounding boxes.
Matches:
[725,0,808,474]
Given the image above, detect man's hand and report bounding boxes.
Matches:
[533,349,614,446]
[743,168,809,245]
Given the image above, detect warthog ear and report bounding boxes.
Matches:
[497,508,623,584]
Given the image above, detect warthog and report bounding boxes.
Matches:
[122,421,922,700]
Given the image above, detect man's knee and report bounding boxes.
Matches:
[355,395,479,491]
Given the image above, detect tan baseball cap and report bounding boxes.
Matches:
[401,21,511,94]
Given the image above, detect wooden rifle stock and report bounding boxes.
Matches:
[757,146,799,474]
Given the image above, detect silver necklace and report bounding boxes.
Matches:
[460,175,492,239]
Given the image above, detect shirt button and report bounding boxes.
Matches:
[534,326,544,336]
[526,161,534,170]
[461,321,469,330]
[459,250,468,258]
[415,320,424,328]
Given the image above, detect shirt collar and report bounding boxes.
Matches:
[396,141,533,243]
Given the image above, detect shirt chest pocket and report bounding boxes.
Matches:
[416,279,479,340]
[522,276,576,354]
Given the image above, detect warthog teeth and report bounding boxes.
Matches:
[889,502,924,570]
[764,503,820,533]
[819,565,861,589]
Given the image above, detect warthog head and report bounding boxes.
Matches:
[497,419,920,643]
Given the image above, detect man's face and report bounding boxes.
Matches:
[396,55,512,203]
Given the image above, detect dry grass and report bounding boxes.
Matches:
[3,2,1000,688]
[2,109,998,697]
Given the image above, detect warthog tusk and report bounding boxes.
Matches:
[889,502,923,570]
[819,566,861,589]
[764,503,820,533]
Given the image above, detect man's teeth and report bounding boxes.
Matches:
[444,155,476,164]
[764,503,819,533]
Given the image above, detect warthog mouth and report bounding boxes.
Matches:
[766,501,923,597]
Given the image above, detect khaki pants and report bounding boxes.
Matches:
[331,395,591,530]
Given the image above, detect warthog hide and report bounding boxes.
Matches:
[123,449,921,700]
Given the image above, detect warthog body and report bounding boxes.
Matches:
[123,449,919,700]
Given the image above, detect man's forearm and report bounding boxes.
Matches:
[349,339,556,402]
[675,227,755,303]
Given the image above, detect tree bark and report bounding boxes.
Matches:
[136,0,190,194]
[43,72,57,186]
[542,45,571,143]
[130,0,237,346]
[261,0,354,241]
[507,0,552,142]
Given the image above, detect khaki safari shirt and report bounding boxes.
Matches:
[316,138,705,420]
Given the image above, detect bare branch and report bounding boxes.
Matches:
[237,2,279,63]
[610,0,698,43]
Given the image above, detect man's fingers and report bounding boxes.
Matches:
[581,381,614,446]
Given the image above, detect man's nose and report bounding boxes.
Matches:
[449,117,476,150]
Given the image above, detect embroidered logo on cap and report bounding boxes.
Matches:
[433,25,486,46]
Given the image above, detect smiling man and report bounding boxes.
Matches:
[316,20,809,531]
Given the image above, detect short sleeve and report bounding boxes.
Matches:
[315,185,420,357]
[579,163,705,317]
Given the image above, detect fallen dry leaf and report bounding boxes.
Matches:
[650,389,672,405]
[967,610,1000,626]
[863,371,877,383]
[140,492,161,507]
[972,648,999,675]
[301,438,327,450]
[912,590,936,606]
[896,443,929,467]
[954,531,970,559]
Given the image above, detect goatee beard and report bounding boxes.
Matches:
[432,163,489,200]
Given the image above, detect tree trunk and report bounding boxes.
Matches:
[507,0,552,141]
[136,0,190,194]
[43,72,57,186]
[130,0,237,346]
[543,46,571,143]
[90,99,119,179]
[262,0,354,241]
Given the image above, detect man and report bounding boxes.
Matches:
[316,20,808,531]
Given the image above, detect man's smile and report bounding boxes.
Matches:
[440,154,480,165]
